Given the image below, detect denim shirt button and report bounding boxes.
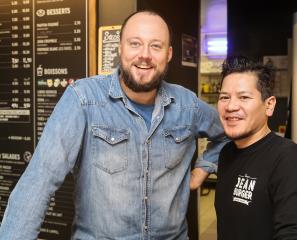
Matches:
[144,226,148,231]
[175,137,179,141]
[111,137,115,142]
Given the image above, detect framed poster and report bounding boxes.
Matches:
[98,25,121,75]
[181,34,198,67]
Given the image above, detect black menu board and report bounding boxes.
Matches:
[0,0,88,239]
[0,0,35,227]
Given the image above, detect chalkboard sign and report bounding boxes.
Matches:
[98,25,121,75]
[0,0,88,239]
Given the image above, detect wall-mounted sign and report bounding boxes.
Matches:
[98,25,121,75]
[181,34,198,67]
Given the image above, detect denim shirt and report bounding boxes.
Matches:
[0,71,226,240]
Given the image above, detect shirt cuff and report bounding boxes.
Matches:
[195,159,218,173]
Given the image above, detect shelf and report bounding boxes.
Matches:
[200,72,221,75]
[200,92,219,95]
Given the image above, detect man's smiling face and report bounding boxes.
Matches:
[119,12,172,92]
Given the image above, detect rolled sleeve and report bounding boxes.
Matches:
[194,99,229,173]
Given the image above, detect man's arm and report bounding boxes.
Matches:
[190,167,209,190]
[271,145,297,239]
[191,98,228,190]
[0,85,86,239]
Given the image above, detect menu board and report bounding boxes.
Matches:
[0,0,88,239]
[0,0,35,228]
[98,25,121,75]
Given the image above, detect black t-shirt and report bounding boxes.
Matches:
[215,132,297,240]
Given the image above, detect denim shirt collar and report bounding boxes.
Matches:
[108,68,174,107]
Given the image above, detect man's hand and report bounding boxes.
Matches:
[190,168,209,190]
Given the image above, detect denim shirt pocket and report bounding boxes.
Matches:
[163,126,193,169]
[91,125,129,174]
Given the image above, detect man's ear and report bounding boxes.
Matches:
[167,46,173,62]
[265,96,276,117]
[118,44,121,56]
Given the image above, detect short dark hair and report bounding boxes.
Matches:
[221,55,275,101]
[120,10,172,46]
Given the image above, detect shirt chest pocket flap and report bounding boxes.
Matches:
[91,125,129,174]
[164,126,193,169]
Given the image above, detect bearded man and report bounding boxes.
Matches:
[0,11,226,240]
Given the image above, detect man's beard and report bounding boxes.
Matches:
[119,62,168,92]
[226,130,254,142]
